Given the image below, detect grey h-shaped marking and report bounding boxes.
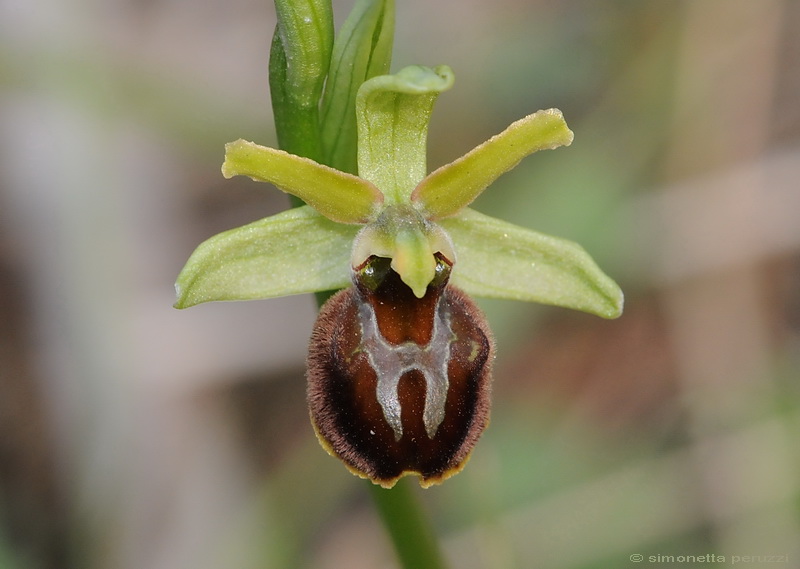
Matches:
[358,299,453,441]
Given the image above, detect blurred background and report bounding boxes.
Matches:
[1,0,799,567]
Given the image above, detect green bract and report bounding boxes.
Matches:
[269,0,334,161]
[320,0,394,172]
[175,65,623,319]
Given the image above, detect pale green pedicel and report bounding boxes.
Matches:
[175,65,623,319]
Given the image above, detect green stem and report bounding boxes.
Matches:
[368,480,448,569]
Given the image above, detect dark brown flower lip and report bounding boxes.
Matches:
[306,259,495,488]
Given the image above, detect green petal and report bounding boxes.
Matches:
[440,209,623,318]
[269,0,334,160]
[413,109,574,219]
[174,206,357,308]
[222,139,382,224]
[356,65,455,203]
[320,0,395,174]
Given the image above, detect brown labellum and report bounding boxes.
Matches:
[307,255,495,488]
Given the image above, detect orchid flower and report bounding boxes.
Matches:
[174,0,622,488]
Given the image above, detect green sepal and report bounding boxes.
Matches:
[320,0,395,173]
[440,208,623,318]
[174,206,358,308]
[413,109,574,219]
[222,139,383,224]
[269,0,334,160]
[356,65,455,203]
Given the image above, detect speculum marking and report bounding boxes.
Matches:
[357,297,454,441]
